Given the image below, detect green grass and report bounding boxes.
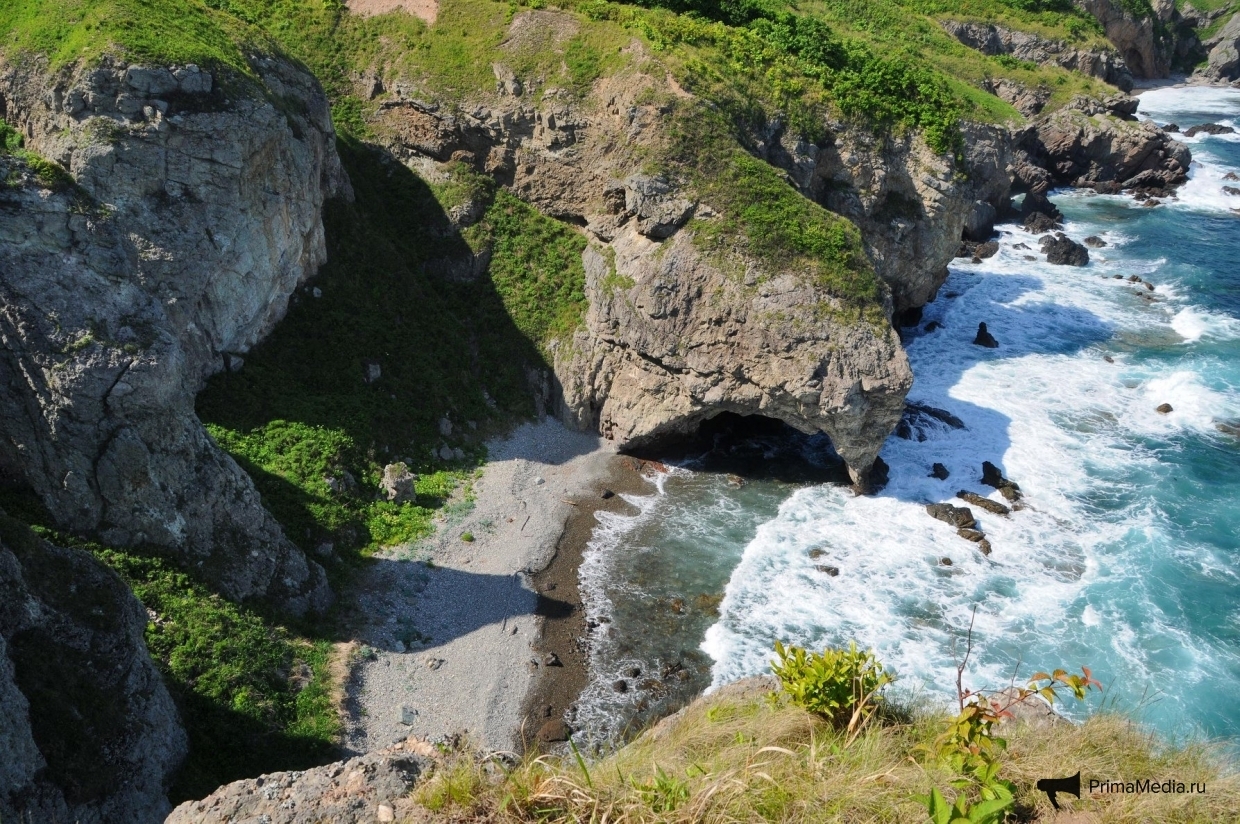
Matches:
[0,492,341,805]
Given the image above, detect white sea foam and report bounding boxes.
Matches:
[701,89,1240,728]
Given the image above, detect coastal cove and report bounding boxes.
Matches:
[572,84,1240,749]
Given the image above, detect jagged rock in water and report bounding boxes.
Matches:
[167,737,435,824]
[926,503,977,530]
[930,462,951,480]
[963,200,998,241]
[0,54,346,614]
[1027,99,1190,192]
[973,322,999,348]
[1084,235,1108,248]
[981,461,1023,502]
[897,403,967,442]
[1041,233,1090,266]
[957,491,1011,516]
[1184,123,1236,137]
[1023,212,1060,234]
[0,514,187,824]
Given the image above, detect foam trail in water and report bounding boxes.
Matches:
[702,87,1240,734]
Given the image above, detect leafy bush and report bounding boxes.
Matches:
[770,640,893,730]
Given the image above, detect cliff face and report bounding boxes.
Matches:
[0,513,187,824]
[363,24,1036,483]
[1197,12,1240,81]
[1075,0,1171,78]
[942,20,1135,93]
[0,55,346,613]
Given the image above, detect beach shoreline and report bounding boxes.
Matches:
[338,418,620,755]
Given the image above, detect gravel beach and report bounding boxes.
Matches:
[341,419,618,755]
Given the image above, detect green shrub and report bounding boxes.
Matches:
[770,640,893,730]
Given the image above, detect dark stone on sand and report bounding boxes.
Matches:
[973,322,999,348]
[537,719,571,743]
[543,652,562,667]
[1084,235,1107,248]
[600,489,615,499]
[930,463,950,480]
[1156,403,1173,414]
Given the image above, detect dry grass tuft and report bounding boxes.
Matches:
[406,683,1239,823]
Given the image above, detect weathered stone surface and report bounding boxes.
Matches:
[957,490,1012,516]
[167,737,435,824]
[1184,122,1236,137]
[1197,12,1240,81]
[1075,0,1170,78]
[963,199,998,241]
[0,55,347,614]
[1041,233,1090,266]
[1025,98,1191,193]
[943,19,1134,89]
[380,463,418,503]
[926,503,977,530]
[0,513,187,824]
[973,322,999,348]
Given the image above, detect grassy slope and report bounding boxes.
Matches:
[415,686,1240,823]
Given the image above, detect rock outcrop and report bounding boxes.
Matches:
[1197,11,1240,81]
[0,55,347,613]
[942,19,1134,90]
[0,511,187,824]
[167,736,435,824]
[1019,97,1190,194]
[1075,0,1170,78]
[1041,233,1090,266]
[365,28,948,484]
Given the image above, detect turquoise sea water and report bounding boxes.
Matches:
[575,87,1240,746]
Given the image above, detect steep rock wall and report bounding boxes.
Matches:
[0,55,346,613]
[942,19,1134,92]
[1075,0,1171,78]
[0,512,187,824]
[366,55,939,483]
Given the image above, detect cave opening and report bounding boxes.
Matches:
[624,412,852,485]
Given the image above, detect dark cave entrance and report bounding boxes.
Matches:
[624,412,852,485]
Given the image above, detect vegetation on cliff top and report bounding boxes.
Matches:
[412,642,1238,823]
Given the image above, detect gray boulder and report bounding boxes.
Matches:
[380,463,418,503]
[1197,12,1240,81]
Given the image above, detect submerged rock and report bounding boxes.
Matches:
[958,490,1012,516]
[930,462,951,480]
[1184,123,1236,137]
[926,503,977,530]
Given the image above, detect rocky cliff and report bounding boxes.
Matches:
[360,19,1040,484]
[0,511,187,823]
[1197,11,1240,81]
[0,54,347,613]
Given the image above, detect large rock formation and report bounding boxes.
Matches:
[361,17,1034,483]
[0,511,187,823]
[1197,11,1240,81]
[942,20,1134,91]
[1075,0,1170,78]
[0,55,347,613]
[1017,96,1190,193]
